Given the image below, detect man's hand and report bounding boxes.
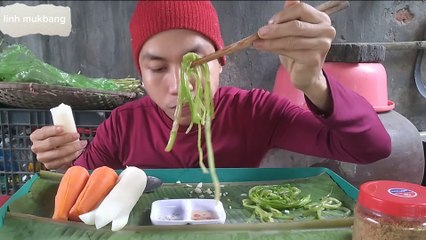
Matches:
[254,0,335,112]
[30,126,87,170]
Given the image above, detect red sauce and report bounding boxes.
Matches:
[191,210,218,220]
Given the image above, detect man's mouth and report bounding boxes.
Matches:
[170,105,190,114]
[181,106,190,114]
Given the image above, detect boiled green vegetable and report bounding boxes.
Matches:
[243,184,351,222]
[165,52,220,201]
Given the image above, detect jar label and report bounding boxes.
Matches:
[388,188,417,198]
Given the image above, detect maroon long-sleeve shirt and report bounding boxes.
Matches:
[74,75,391,170]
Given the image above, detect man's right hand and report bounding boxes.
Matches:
[30,126,88,170]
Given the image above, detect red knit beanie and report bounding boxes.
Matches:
[129,0,226,72]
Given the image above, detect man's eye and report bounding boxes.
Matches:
[151,67,167,73]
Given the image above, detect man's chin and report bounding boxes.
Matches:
[166,109,192,126]
[176,115,192,126]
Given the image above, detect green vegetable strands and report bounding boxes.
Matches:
[164,52,220,201]
[242,184,351,223]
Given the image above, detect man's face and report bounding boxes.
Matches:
[139,29,222,126]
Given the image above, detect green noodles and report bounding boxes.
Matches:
[165,52,220,201]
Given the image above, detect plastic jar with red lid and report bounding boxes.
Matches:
[352,180,426,240]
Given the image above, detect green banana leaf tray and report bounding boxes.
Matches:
[0,167,359,240]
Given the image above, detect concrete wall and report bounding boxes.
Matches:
[0,1,425,181]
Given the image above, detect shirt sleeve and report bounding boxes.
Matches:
[73,109,124,170]
[254,72,391,164]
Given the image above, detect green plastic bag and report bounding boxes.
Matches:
[0,44,136,92]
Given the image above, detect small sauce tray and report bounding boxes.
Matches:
[150,199,226,225]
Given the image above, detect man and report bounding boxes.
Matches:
[30,0,391,170]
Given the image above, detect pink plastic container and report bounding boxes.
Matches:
[273,62,395,113]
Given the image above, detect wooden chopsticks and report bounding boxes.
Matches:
[191,1,350,67]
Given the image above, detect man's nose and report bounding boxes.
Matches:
[168,69,179,95]
[169,67,193,95]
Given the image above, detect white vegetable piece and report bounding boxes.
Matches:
[79,210,95,225]
[79,166,147,231]
[50,103,77,133]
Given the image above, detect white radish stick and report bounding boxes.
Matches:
[93,166,147,231]
[79,210,95,225]
[50,103,77,133]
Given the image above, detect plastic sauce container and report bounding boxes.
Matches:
[352,181,426,240]
[150,199,226,225]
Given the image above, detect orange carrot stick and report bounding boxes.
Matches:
[52,166,89,221]
[68,166,118,222]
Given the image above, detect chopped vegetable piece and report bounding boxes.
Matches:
[68,166,118,221]
[52,166,89,221]
[242,184,351,222]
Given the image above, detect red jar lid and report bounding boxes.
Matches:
[358,180,426,218]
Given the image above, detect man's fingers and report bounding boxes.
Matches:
[42,154,76,170]
[31,132,80,153]
[270,2,330,25]
[279,49,324,66]
[30,125,64,142]
[36,140,87,168]
[258,21,335,40]
[30,125,87,170]
[284,0,300,9]
[254,36,332,53]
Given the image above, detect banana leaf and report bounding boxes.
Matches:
[2,213,353,240]
[0,168,357,239]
